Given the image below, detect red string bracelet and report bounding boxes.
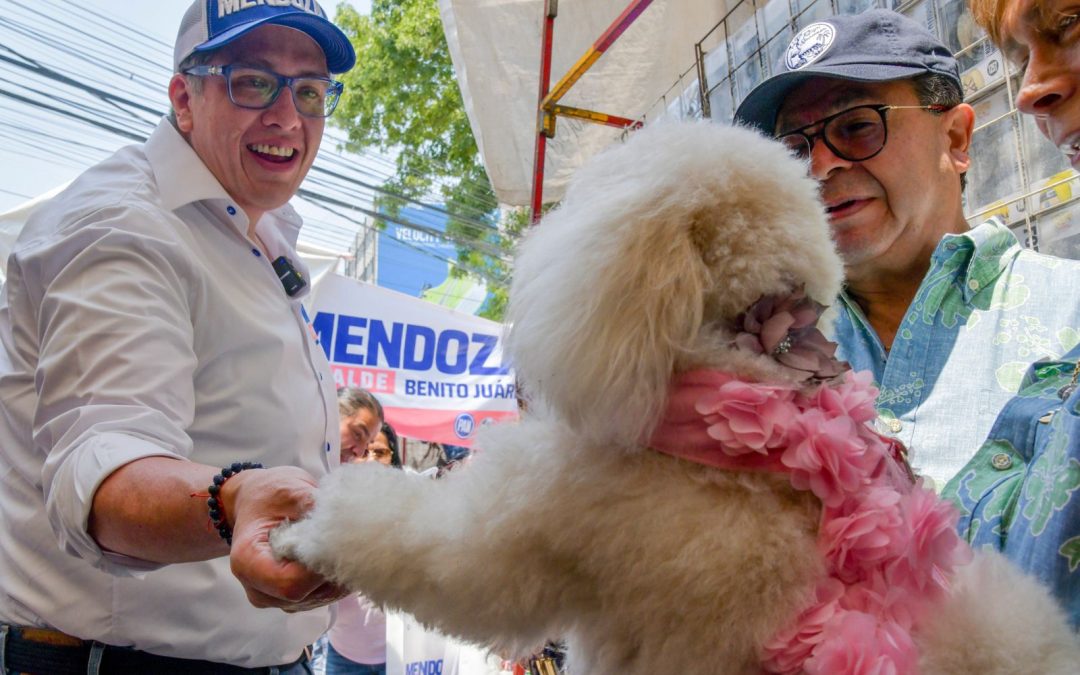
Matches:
[190,462,263,545]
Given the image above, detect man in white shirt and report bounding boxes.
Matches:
[0,1,356,671]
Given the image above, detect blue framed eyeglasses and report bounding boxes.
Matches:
[182,64,344,118]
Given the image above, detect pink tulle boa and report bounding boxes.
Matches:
[683,370,972,675]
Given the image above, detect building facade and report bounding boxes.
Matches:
[650,0,1080,259]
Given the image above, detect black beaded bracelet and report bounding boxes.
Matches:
[206,462,263,546]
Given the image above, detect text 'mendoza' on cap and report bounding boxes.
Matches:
[174,0,356,74]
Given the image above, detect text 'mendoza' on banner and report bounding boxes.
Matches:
[310,275,518,446]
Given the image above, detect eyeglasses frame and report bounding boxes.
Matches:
[181,64,345,118]
[776,104,952,163]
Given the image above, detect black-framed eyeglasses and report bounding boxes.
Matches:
[182,64,344,118]
[776,104,950,163]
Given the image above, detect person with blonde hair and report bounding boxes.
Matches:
[930,0,1080,628]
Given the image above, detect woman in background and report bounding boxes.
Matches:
[939,0,1080,627]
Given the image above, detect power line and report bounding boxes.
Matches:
[0,186,33,200]
[0,7,509,276]
[0,84,498,245]
[298,194,507,287]
[16,1,501,211]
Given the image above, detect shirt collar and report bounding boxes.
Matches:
[143,118,303,242]
[832,217,1021,345]
[933,217,1021,303]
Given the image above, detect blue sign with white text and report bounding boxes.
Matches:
[378,206,454,297]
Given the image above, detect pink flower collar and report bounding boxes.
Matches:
[651,369,971,675]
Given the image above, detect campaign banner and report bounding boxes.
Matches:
[310,274,518,446]
[385,611,504,675]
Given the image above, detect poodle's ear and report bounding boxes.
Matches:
[507,127,717,449]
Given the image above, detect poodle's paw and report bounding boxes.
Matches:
[268,464,401,576]
[269,516,321,565]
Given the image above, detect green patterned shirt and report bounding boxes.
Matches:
[825,219,1080,488]
[943,354,1080,627]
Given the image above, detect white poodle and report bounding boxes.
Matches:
[272,123,1079,674]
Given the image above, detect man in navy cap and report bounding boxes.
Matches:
[731,9,1080,492]
[0,0,357,671]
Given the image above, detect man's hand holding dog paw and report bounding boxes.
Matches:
[222,466,346,611]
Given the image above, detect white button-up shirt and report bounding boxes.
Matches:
[0,119,339,667]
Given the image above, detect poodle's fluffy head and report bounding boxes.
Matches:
[508,121,842,448]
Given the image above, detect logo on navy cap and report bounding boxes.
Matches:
[786,22,836,71]
[216,0,327,21]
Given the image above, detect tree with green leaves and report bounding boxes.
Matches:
[333,0,521,321]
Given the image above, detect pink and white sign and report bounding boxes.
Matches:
[310,275,518,446]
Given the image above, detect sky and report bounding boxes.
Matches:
[0,0,501,306]
[0,0,372,218]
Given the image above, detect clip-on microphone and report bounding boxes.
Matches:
[272,256,308,297]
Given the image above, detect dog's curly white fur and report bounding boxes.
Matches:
[272,123,1079,674]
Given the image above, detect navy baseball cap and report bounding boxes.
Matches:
[734,9,960,133]
[174,0,357,74]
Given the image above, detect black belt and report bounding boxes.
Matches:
[0,625,308,674]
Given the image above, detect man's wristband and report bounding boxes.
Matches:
[205,462,263,546]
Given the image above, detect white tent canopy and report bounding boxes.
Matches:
[0,184,71,283]
[440,0,732,206]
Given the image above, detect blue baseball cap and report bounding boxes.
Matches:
[734,9,960,133]
[174,0,357,74]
